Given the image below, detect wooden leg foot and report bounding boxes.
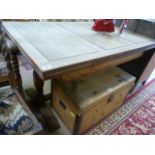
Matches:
[39,105,60,131]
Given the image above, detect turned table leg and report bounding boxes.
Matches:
[33,71,44,104]
[33,70,60,131]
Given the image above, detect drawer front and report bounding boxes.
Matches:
[103,84,130,116]
[80,84,131,133]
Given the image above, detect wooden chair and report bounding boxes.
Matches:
[0,22,43,135]
[0,21,9,86]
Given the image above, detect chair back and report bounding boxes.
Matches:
[0,21,23,93]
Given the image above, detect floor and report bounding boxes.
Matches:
[20,65,155,135]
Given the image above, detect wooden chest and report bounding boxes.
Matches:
[52,67,136,134]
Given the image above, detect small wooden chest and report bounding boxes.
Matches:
[52,67,136,134]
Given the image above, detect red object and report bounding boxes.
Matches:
[92,19,114,32]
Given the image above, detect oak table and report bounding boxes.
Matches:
[2,21,155,133]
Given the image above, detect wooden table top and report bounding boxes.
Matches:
[3,22,155,80]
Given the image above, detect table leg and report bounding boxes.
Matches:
[33,70,60,131]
